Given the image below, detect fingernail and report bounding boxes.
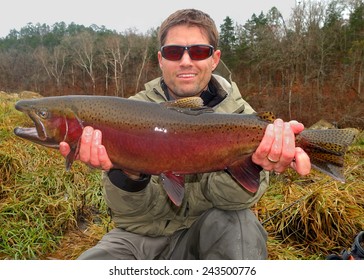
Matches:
[98,145,104,155]
[59,144,67,153]
[274,119,283,126]
[83,127,93,142]
[84,126,92,135]
[284,123,292,144]
[94,130,101,145]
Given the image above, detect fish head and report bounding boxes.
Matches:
[14,98,84,149]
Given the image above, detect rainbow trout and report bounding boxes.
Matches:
[14,95,357,206]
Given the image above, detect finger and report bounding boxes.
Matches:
[291,147,311,176]
[89,129,102,167]
[59,142,70,157]
[98,145,113,170]
[289,120,304,134]
[253,123,275,163]
[280,123,296,163]
[78,126,94,163]
[267,119,284,163]
[272,123,296,173]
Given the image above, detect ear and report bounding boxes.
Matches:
[158,51,163,69]
[211,50,221,71]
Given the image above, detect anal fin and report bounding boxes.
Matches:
[160,172,185,206]
[227,156,263,193]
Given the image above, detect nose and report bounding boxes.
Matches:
[179,50,193,66]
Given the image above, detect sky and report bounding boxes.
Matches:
[0,0,299,38]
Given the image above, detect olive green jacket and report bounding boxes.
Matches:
[102,62,269,237]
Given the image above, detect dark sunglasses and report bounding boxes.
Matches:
[160,44,214,61]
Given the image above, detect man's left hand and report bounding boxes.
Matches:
[252,119,311,175]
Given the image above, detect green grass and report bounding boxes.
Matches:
[0,93,108,259]
[1,92,363,259]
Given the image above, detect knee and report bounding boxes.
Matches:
[202,208,262,231]
[200,208,268,259]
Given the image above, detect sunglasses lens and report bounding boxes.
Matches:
[189,45,213,60]
[161,45,213,61]
[161,46,184,61]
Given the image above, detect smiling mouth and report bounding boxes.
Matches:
[177,73,196,78]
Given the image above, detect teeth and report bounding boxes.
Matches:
[178,74,196,78]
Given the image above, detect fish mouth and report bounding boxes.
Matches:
[14,101,59,148]
[14,126,59,149]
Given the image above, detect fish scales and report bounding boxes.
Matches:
[15,96,266,174]
[84,106,265,174]
[14,95,358,205]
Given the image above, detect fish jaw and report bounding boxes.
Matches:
[13,97,101,171]
[14,98,84,158]
[14,101,60,147]
[14,126,60,148]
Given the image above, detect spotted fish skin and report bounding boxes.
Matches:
[296,129,357,182]
[13,95,358,205]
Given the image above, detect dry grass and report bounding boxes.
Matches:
[256,135,364,259]
[1,92,363,259]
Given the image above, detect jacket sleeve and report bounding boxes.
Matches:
[102,172,172,222]
[200,170,269,210]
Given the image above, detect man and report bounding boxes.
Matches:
[60,9,311,259]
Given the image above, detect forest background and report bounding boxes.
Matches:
[0,0,363,128]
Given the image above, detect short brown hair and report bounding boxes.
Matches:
[158,9,219,49]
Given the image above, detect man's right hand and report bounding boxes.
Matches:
[59,126,113,171]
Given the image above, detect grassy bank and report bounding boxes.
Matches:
[0,92,108,259]
[1,92,363,259]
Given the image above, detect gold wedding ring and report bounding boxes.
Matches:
[267,156,279,163]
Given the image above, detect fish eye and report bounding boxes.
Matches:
[37,109,49,119]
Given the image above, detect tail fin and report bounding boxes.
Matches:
[296,129,358,182]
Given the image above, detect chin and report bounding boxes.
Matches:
[175,89,201,97]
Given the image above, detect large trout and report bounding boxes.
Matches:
[14,95,357,206]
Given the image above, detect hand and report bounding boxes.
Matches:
[252,119,311,176]
[59,126,113,171]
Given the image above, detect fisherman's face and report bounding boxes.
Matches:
[158,25,221,100]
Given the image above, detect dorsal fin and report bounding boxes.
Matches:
[164,97,204,109]
[257,112,276,123]
[163,97,214,115]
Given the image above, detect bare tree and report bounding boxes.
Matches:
[349,40,364,100]
[34,45,67,92]
[102,34,130,96]
[65,31,97,94]
[135,36,151,93]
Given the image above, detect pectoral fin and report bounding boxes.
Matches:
[65,138,81,171]
[160,172,185,206]
[227,156,263,193]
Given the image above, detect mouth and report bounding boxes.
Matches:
[177,73,197,79]
[14,126,42,141]
[13,126,59,148]
[14,101,58,148]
